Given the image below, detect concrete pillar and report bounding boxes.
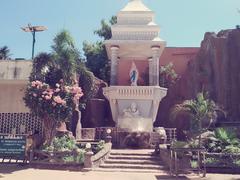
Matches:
[152,46,160,86]
[84,147,94,168]
[105,129,112,143]
[110,46,119,86]
[148,58,153,86]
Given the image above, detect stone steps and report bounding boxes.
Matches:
[110,152,152,156]
[96,149,167,173]
[93,168,166,173]
[99,163,165,170]
[110,151,153,156]
[104,159,161,165]
[108,154,157,160]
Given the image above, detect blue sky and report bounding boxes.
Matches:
[0,0,239,59]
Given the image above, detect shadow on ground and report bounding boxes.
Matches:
[30,164,83,171]
[0,164,29,175]
[0,163,83,173]
[155,175,189,180]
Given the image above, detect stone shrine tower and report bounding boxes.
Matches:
[103,0,167,132]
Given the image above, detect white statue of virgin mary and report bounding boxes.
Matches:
[129,62,139,86]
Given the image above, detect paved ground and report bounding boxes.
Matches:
[0,164,240,180]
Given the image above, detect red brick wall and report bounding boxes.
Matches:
[160,47,200,75]
[117,47,200,85]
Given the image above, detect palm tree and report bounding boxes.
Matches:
[170,92,219,147]
[52,30,80,84]
[0,46,11,60]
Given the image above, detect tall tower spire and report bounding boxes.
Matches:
[122,0,150,12]
[103,0,167,133]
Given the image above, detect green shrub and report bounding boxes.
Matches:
[233,159,240,167]
[190,160,198,169]
[215,128,239,145]
[44,135,79,152]
[222,145,240,154]
[53,135,77,151]
[62,149,85,163]
[203,128,240,153]
[204,157,220,165]
[43,135,85,164]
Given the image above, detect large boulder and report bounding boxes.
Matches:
[156,29,240,134]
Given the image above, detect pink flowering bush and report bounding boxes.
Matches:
[24,80,83,122]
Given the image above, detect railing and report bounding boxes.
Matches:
[170,147,206,177]
[103,86,168,102]
[0,113,43,135]
[80,128,96,141]
[117,87,154,97]
[165,128,177,144]
[90,142,112,168]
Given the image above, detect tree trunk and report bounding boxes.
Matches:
[43,116,57,146]
[75,110,82,140]
[199,118,202,148]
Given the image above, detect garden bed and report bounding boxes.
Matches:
[30,149,84,166]
[205,153,240,174]
[29,134,106,170]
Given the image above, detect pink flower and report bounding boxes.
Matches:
[47,89,54,95]
[42,91,47,95]
[33,93,37,97]
[45,96,51,100]
[35,81,43,88]
[56,83,60,88]
[53,96,67,105]
[54,96,61,103]
[61,100,66,105]
[55,88,61,93]
[53,96,65,104]
[64,86,71,93]
[47,88,53,92]
[71,86,82,94]
[74,93,83,100]
[31,81,36,87]
[35,80,42,85]
[48,92,53,96]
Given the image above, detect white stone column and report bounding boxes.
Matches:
[148,57,153,86]
[152,46,160,86]
[110,46,119,86]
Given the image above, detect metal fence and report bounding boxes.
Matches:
[0,113,43,135]
[165,128,177,144]
[81,127,177,147]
